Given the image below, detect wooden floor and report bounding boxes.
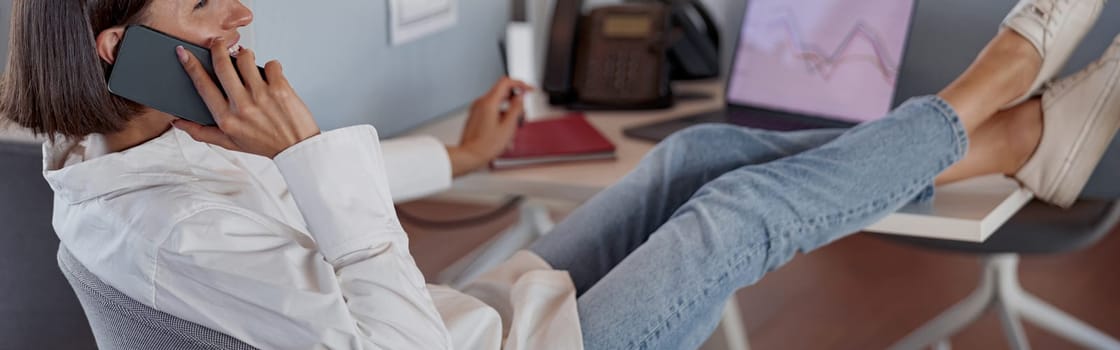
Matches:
[399,199,1120,350]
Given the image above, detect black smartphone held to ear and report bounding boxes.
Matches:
[108,25,262,126]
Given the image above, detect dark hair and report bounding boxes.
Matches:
[0,0,154,139]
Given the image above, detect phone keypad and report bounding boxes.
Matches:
[597,51,645,96]
[572,4,670,107]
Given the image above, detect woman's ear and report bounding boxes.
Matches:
[95,27,127,65]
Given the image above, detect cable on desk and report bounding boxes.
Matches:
[395,196,526,229]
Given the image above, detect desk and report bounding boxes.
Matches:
[413,81,1033,242]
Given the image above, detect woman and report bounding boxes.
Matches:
[2,0,1116,349]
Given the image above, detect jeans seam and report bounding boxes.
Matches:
[632,236,766,350]
[924,96,969,159]
[632,177,934,349]
[779,178,935,235]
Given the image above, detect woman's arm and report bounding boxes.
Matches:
[447,78,532,177]
[169,41,454,347]
[160,174,454,349]
[382,135,454,202]
[380,79,530,202]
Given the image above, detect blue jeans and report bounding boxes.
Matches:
[529,96,969,350]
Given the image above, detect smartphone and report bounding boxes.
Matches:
[108,25,262,126]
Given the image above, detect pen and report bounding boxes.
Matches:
[499,40,526,127]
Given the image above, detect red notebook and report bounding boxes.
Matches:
[492,113,617,169]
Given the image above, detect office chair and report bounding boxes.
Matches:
[1,141,98,349]
[57,246,257,350]
[885,199,1120,350]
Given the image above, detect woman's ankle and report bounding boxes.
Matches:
[992,28,1044,93]
[999,99,1044,176]
[938,30,1043,131]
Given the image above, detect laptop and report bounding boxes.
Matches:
[625,0,918,142]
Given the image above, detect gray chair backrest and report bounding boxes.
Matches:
[57,246,257,350]
[1,141,97,349]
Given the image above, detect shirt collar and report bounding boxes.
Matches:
[42,128,200,204]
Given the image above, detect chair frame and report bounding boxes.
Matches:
[889,254,1120,350]
[58,247,255,350]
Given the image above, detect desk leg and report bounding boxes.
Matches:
[699,298,752,350]
[934,340,951,350]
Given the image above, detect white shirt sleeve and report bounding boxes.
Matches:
[154,126,454,349]
[380,136,453,203]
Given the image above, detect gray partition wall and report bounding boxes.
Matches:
[251,0,744,137]
[248,1,511,136]
[0,0,741,137]
[0,1,514,138]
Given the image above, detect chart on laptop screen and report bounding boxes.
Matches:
[728,0,915,123]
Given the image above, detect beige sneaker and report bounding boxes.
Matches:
[1003,0,1106,108]
[1016,36,1120,208]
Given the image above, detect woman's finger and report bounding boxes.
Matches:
[500,94,526,126]
[497,78,533,95]
[482,78,516,104]
[171,119,238,150]
[177,46,231,116]
[485,78,534,105]
[235,47,267,92]
[512,81,534,92]
[262,60,292,90]
[208,38,250,103]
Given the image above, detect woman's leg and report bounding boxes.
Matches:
[531,28,1045,296]
[577,96,971,350]
[531,28,1043,295]
[935,98,1042,185]
[576,26,1050,350]
[938,29,1041,131]
[530,125,846,293]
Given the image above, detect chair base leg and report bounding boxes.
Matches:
[698,298,753,350]
[994,299,1030,350]
[437,201,554,288]
[888,257,997,350]
[1014,292,1120,349]
[890,254,1120,350]
[720,298,751,350]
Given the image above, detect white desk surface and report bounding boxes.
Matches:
[409,81,1033,242]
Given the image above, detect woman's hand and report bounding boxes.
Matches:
[448,77,533,176]
[172,38,321,159]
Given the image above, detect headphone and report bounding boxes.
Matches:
[631,0,722,80]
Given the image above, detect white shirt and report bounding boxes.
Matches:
[43,125,582,349]
[379,135,453,202]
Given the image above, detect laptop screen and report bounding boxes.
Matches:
[726,0,916,123]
